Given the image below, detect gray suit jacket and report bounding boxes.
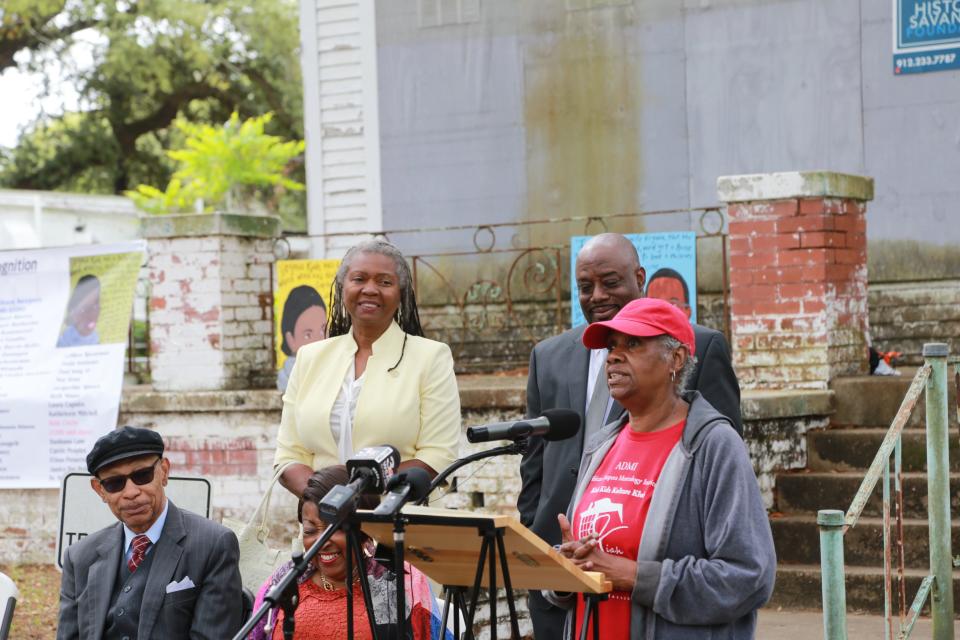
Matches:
[56,500,243,640]
[518,323,742,637]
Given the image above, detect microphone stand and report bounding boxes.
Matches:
[371,478,425,640]
[393,510,408,640]
[406,439,529,639]
[416,439,529,506]
[231,511,380,640]
[343,517,381,640]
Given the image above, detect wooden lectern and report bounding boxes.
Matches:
[359,505,612,640]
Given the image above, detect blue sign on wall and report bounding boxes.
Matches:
[894,0,960,74]
[570,232,697,328]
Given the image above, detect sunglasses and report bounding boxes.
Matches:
[98,458,161,493]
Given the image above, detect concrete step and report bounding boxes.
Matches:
[770,564,960,615]
[775,472,960,518]
[771,515,960,567]
[830,373,958,430]
[806,428,960,472]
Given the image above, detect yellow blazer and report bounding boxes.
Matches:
[274,321,461,474]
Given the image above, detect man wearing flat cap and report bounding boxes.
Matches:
[56,426,243,640]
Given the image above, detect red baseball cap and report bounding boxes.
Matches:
[582,297,695,353]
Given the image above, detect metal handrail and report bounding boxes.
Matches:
[842,364,931,531]
[819,344,955,640]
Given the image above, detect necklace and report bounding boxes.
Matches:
[318,568,361,591]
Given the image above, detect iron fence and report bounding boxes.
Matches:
[129,208,730,377]
[285,208,729,373]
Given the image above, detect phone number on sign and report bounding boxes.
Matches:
[896,52,958,68]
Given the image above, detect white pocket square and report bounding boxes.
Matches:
[165,576,195,593]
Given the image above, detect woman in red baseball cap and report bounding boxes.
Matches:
[546,298,775,640]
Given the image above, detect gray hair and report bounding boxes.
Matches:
[328,239,424,338]
[658,335,695,396]
[335,239,411,290]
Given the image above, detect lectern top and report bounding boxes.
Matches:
[358,505,612,594]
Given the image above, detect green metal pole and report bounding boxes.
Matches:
[924,342,954,640]
[819,509,847,640]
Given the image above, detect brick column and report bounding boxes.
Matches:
[717,171,873,390]
[142,213,280,391]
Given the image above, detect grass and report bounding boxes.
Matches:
[0,564,60,639]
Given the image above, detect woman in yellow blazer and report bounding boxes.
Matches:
[275,240,461,497]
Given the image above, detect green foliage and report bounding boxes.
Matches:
[126,112,304,215]
[0,0,306,227]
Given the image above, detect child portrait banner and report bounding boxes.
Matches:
[0,241,145,488]
[273,259,340,392]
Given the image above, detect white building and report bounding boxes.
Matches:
[0,189,140,251]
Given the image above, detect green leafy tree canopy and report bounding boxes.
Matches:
[0,0,305,228]
[127,112,304,215]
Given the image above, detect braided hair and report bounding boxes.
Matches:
[328,239,424,340]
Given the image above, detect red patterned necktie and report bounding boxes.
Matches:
[128,534,152,573]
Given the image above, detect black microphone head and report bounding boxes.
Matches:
[347,445,401,493]
[387,467,432,502]
[405,467,433,501]
[541,408,581,441]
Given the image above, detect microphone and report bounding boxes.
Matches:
[346,445,401,493]
[319,445,400,522]
[465,408,581,444]
[372,467,432,517]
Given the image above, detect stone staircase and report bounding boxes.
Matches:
[768,373,960,613]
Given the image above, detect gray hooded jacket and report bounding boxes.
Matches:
[552,391,776,639]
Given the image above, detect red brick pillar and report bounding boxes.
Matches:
[717,172,873,390]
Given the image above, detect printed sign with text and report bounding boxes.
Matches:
[893,0,960,74]
[0,242,144,488]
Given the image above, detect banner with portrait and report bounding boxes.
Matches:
[273,259,340,391]
[570,232,697,327]
[0,241,145,488]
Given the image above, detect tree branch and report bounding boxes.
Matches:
[0,17,100,73]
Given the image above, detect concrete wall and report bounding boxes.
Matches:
[868,279,960,365]
[0,381,828,561]
[371,0,960,282]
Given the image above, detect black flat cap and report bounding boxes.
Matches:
[87,426,165,474]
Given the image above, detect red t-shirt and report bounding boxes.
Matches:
[572,420,685,638]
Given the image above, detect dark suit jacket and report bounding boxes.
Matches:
[56,500,243,640]
[517,323,742,636]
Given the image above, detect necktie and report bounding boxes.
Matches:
[583,360,610,447]
[128,534,152,573]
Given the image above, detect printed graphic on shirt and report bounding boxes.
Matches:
[576,466,659,559]
[576,497,626,551]
[571,422,684,638]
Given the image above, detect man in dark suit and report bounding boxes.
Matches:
[57,426,243,640]
[518,233,742,638]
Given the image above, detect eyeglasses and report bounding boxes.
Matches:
[98,458,161,493]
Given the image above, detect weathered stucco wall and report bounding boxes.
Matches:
[372,0,960,283]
